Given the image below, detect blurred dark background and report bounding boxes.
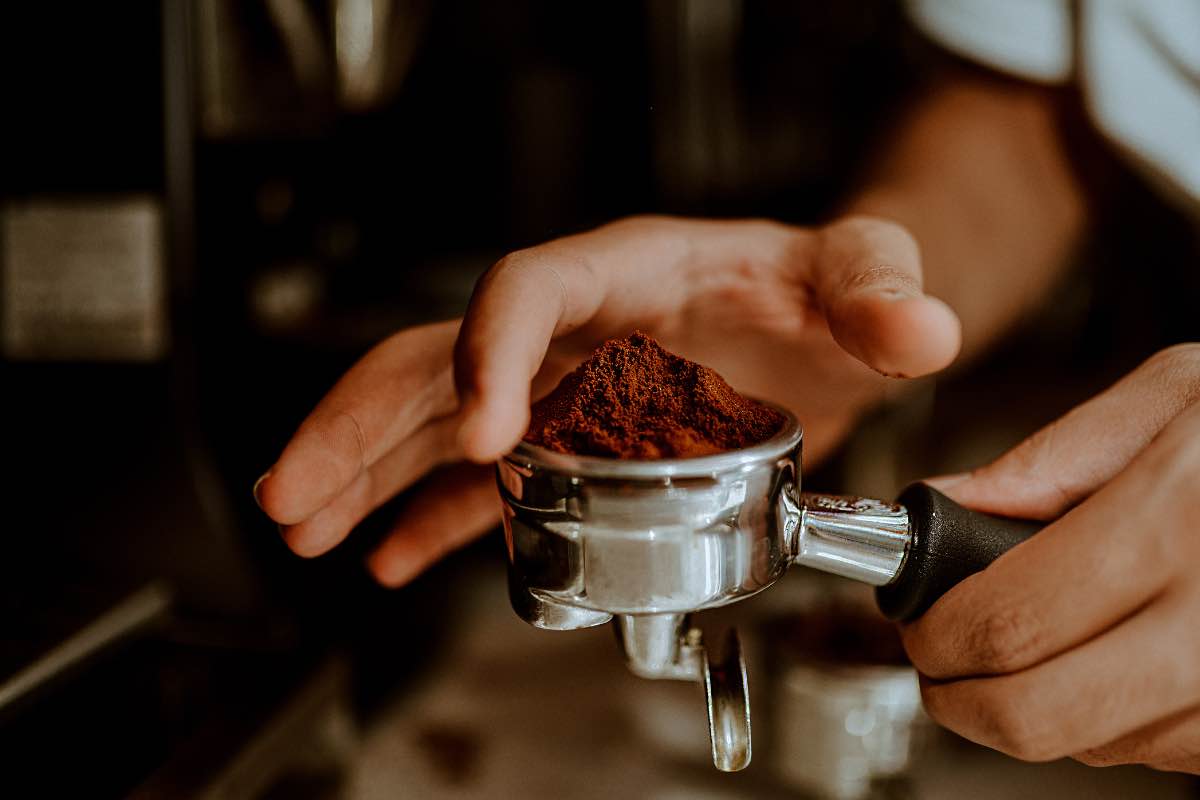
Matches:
[2,2,1197,798]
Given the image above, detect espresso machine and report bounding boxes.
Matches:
[497,406,1041,771]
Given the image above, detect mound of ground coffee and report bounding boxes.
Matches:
[524,332,784,459]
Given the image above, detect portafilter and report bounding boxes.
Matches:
[496,406,1040,771]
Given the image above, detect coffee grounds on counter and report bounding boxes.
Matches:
[524,332,784,459]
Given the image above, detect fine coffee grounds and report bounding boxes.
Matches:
[524,332,785,459]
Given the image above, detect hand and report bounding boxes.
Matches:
[902,344,1200,774]
[253,214,961,586]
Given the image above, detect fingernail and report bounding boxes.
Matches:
[252,470,272,509]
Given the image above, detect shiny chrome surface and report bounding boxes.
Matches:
[616,613,699,680]
[506,568,613,631]
[790,493,910,586]
[773,662,927,800]
[614,615,752,772]
[703,628,752,772]
[498,414,803,617]
[497,406,923,773]
[498,409,914,620]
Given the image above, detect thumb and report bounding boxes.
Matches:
[815,216,961,378]
[927,345,1200,520]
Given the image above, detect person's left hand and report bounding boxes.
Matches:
[901,343,1200,774]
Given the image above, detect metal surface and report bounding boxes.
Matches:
[506,566,613,631]
[0,583,172,712]
[791,493,910,586]
[616,613,698,680]
[345,561,1196,799]
[497,406,927,772]
[614,615,752,772]
[498,411,803,621]
[773,661,926,800]
[703,628,752,772]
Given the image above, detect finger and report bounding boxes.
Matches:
[367,464,500,587]
[257,320,459,525]
[278,417,459,557]
[920,587,1200,763]
[452,237,615,463]
[1075,705,1200,771]
[453,216,805,462]
[902,413,1186,679]
[929,343,1200,520]
[815,215,962,378]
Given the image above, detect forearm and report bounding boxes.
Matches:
[845,72,1087,362]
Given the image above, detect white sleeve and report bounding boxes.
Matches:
[906,0,1073,83]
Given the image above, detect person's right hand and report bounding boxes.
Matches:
[252,215,962,586]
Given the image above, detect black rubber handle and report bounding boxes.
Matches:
[875,483,1043,622]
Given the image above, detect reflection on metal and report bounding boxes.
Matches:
[333,0,428,111]
[701,628,751,772]
[792,493,910,586]
[615,615,751,772]
[499,416,798,771]
[196,0,429,137]
[0,583,172,712]
[773,655,927,799]
[266,0,331,94]
[499,405,935,773]
[1,199,167,361]
[647,0,747,204]
[249,261,326,332]
[131,657,357,800]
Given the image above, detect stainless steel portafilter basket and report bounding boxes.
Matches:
[496,407,1040,772]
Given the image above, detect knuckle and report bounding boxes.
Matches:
[482,250,573,317]
[297,412,365,480]
[966,604,1046,674]
[973,422,1080,519]
[818,216,919,278]
[488,248,570,284]
[1147,341,1200,372]
[1172,441,1200,493]
[488,249,536,281]
[1005,426,1055,474]
[921,681,1060,761]
[837,263,920,297]
[1143,343,1200,402]
[833,213,916,246]
[1001,428,1072,502]
[986,698,1061,762]
[1151,413,1200,502]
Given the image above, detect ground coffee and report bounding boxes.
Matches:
[524,332,785,459]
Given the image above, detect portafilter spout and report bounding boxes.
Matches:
[497,406,1042,771]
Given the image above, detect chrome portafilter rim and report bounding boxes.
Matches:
[497,403,805,773]
[503,404,803,479]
